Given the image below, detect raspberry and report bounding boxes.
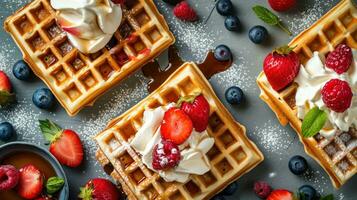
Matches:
[321,79,353,113]
[173,1,198,22]
[254,181,272,199]
[152,140,181,170]
[325,44,352,74]
[0,165,20,191]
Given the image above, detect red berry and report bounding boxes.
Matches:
[17,164,44,199]
[152,140,181,170]
[111,0,125,5]
[0,71,12,92]
[325,44,352,74]
[254,181,272,199]
[180,94,210,132]
[79,178,120,200]
[321,79,352,113]
[173,1,198,21]
[268,0,296,12]
[0,165,19,191]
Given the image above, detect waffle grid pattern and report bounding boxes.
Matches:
[4,0,175,116]
[95,63,263,200]
[257,0,357,188]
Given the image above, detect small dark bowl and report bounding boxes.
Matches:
[0,142,69,200]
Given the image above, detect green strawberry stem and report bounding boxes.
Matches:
[39,119,63,143]
[277,22,292,36]
[274,45,296,55]
[0,90,15,107]
[78,185,93,200]
[176,92,201,107]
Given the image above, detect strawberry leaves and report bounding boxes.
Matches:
[0,90,15,107]
[301,107,328,138]
[39,119,62,143]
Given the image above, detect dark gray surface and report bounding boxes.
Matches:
[0,0,356,199]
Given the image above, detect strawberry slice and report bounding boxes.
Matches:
[17,164,44,199]
[160,108,193,145]
[39,119,84,168]
[267,189,294,200]
[0,70,15,106]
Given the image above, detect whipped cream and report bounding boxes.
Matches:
[51,0,122,54]
[295,49,357,138]
[130,105,214,183]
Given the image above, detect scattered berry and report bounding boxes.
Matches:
[39,119,84,167]
[13,60,32,81]
[162,0,181,5]
[263,45,300,91]
[0,70,15,107]
[268,0,296,12]
[216,0,233,16]
[225,86,244,105]
[321,79,352,113]
[254,181,272,199]
[0,165,19,191]
[222,181,238,195]
[298,185,317,200]
[152,140,181,170]
[249,25,268,44]
[160,108,193,145]
[267,189,294,200]
[79,178,120,200]
[17,164,44,199]
[0,122,15,141]
[173,1,198,21]
[214,45,232,62]
[325,44,352,74]
[32,88,55,109]
[288,155,308,175]
[225,15,241,31]
[179,94,210,132]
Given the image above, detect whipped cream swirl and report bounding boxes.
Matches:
[295,49,357,138]
[51,0,122,54]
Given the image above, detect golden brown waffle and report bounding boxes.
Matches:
[95,62,264,200]
[4,0,175,116]
[257,0,357,188]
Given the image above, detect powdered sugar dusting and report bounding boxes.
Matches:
[302,169,329,193]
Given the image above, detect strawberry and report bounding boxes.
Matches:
[160,107,193,145]
[179,94,210,132]
[173,1,198,21]
[267,189,294,200]
[0,70,15,106]
[79,178,120,200]
[39,119,84,168]
[268,0,296,12]
[17,164,44,199]
[263,45,300,91]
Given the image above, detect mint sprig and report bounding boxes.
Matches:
[252,5,292,36]
[46,176,65,194]
[301,107,328,138]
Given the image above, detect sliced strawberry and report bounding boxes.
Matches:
[17,164,44,199]
[39,119,84,168]
[267,189,294,200]
[79,178,120,200]
[0,70,15,106]
[179,94,210,132]
[160,108,193,145]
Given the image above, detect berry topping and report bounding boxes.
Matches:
[0,70,15,107]
[216,0,233,16]
[225,86,244,105]
[179,94,210,132]
[267,189,294,200]
[0,165,19,191]
[268,0,296,12]
[173,1,198,22]
[263,45,300,91]
[13,60,32,81]
[249,25,268,44]
[162,0,182,5]
[0,122,15,141]
[214,45,232,62]
[152,140,181,170]
[325,44,353,74]
[222,181,238,195]
[79,178,120,200]
[298,185,317,200]
[288,155,308,175]
[321,79,352,113]
[17,164,44,199]
[160,108,193,145]
[32,88,55,109]
[254,181,272,199]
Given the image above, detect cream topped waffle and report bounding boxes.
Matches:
[4,0,175,116]
[257,0,357,188]
[95,62,263,200]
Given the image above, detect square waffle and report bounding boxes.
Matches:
[95,62,264,200]
[4,0,175,116]
[257,0,357,188]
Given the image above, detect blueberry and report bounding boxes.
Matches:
[222,181,238,195]
[225,16,241,31]
[214,45,232,62]
[249,25,268,44]
[289,155,308,175]
[225,86,244,105]
[298,185,317,200]
[162,0,181,5]
[32,88,55,109]
[212,195,226,200]
[0,122,15,141]
[216,0,233,16]
[13,60,32,81]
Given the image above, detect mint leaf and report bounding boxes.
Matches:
[320,194,334,200]
[302,107,328,138]
[46,176,65,194]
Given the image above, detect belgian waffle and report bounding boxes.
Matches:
[95,62,264,200]
[4,0,175,116]
[257,0,357,188]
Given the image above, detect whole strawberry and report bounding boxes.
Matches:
[325,44,352,74]
[173,1,198,21]
[79,178,120,200]
[321,79,352,113]
[0,70,15,107]
[39,119,84,168]
[263,45,300,91]
[268,0,296,12]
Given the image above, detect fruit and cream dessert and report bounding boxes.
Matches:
[130,94,214,183]
[50,0,123,54]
